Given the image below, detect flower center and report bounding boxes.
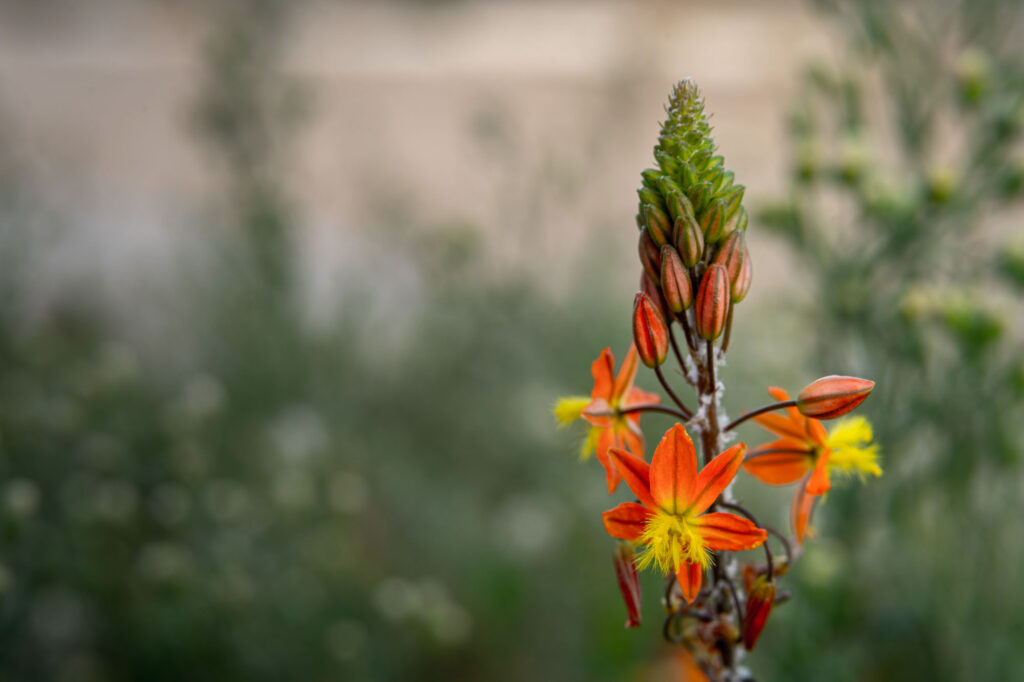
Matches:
[636,509,710,572]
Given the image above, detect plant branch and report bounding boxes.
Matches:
[724,400,799,432]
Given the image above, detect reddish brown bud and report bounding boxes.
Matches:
[713,232,752,302]
[643,203,672,247]
[673,214,704,267]
[638,232,662,284]
[796,375,875,419]
[613,541,642,628]
[695,264,730,340]
[743,577,776,650]
[660,245,693,313]
[633,292,669,367]
[640,272,669,317]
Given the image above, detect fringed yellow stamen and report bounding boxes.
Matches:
[554,396,590,427]
[636,509,711,572]
[579,427,601,461]
[826,416,882,480]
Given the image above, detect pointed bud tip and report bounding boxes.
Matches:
[632,292,670,368]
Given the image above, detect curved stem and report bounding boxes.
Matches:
[716,501,774,581]
[724,400,799,432]
[743,447,810,462]
[654,365,694,419]
[667,325,696,388]
[617,404,692,421]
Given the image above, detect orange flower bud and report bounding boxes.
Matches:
[640,272,669,317]
[638,231,662,284]
[613,541,642,628]
[660,245,693,314]
[643,203,672,247]
[742,576,776,651]
[695,264,730,340]
[796,375,875,419]
[732,242,752,302]
[673,214,704,267]
[713,232,752,302]
[633,292,669,367]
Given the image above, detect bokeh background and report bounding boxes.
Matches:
[1,0,1023,680]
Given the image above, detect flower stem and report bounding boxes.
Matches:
[723,400,799,432]
[617,404,692,421]
[654,365,694,419]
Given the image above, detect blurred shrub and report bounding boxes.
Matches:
[753,1,1024,680]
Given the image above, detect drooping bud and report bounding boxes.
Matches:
[742,577,776,651]
[632,292,669,367]
[643,203,672,247]
[613,541,642,628]
[796,375,875,419]
[695,264,730,340]
[638,231,662,284]
[712,231,752,302]
[700,198,728,243]
[660,245,693,313]
[673,214,704,267]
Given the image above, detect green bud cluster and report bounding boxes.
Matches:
[636,79,751,312]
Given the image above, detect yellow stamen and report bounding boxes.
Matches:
[579,427,601,461]
[636,509,711,572]
[826,416,882,480]
[554,396,590,426]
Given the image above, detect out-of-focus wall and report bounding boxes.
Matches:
[0,0,830,311]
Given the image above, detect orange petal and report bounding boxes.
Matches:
[611,345,639,404]
[742,440,813,485]
[687,443,746,515]
[805,449,832,496]
[608,448,656,509]
[807,418,828,447]
[602,502,652,541]
[613,541,643,628]
[676,560,703,604]
[582,398,613,428]
[649,424,698,513]
[594,430,622,494]
[791,476,818,545]
[753,412,808,441]
[616,422,645,460]
[767,386,798,419]
[695,512,767,551]
[590,347,614,401]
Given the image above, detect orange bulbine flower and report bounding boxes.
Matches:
[742,387,881,544]
[601,425,767,603]
[579,346,660,493]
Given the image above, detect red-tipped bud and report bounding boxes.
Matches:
[633,292,669,367]
[673,214,704,267]
[742,577,776,651]
[700,199,728,243]
[613,541,642,628]
[643,203,672,247]
[695,264,730,340]
[713,232,752,302]
[660,245,693,314]
[638,231,662,284]
[796,375,875,419]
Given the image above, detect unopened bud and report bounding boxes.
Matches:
[640,272,669,317]
[673,214,704,267]
[713,232,752,302]
[688,181,713,213]
[613,541,642,628]
[660,245,693,313]
[796,375,875,419]
[695,264,730,340]
[721,184,745,219]
[633,292,669,367]
[643,203,672,247]
[638,231,662,284]
[742,577,776,651]
[666,189,696,223]
[700,199,728,243]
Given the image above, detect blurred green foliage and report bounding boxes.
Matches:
[752,0,1024,680]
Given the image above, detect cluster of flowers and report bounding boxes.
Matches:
[555,80,881,680]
